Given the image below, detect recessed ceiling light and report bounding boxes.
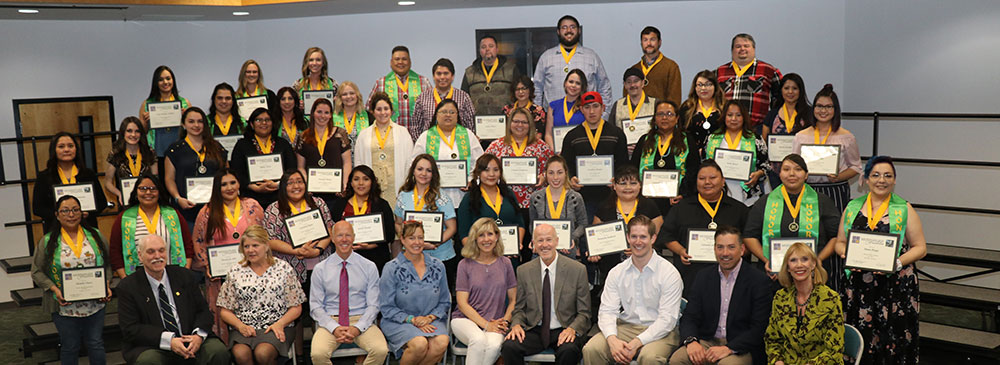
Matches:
[19,9,39,14]
[398,1,416,5]
[232,11,250,16]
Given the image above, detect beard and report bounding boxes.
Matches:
[559,33,579,47]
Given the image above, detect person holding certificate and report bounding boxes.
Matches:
[235,59,278,113]
[379,221,451,364]
[30,195,113,365]
[411,99,485,207]
[109,172,193,278]
[704,100,771,207]
[762,74,810,184]
[502,75,546,136]
[217,225,306,365]
[560,91,630,222]
[412,58,478,138]
[463,35,521,118]
[457,154,526,262]
[139,65,190,157]
[295,98,352,207]
[792,84,862,213]
[332,81,371,147]
[631,100,700,217]
[207,82,246,137]
[165,107,229,226]
[366,45,434,140]
[275,87,309,144]
[608,68,658,155]
[765,242,844,365]
[104,116,158,206]
[393,154,459,277]
[262,170,333,284]
[678,70,724,155]
[354,93,414,207]
[484,107,554,208]
[833,156,926,364]
[32,132,107,229]
[293,47,338,103]
[329,166,395,271]
[528,155,587,259]
[230,108,297,209]
[544,69,587,149]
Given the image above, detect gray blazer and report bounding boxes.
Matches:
[510,255,591,335]
[527,188,589,245]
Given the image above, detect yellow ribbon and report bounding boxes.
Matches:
[640,54,663,76]
[698,194,722,220]
[375,124,391,150]
[57,165,78,184]
[224,200,242,228]
[616,199,638,224]
[433,87,454,106]
[437,126,456,150]
[481,60,499,85]
[395,74,410,94]
[481,187,503,217]
[289,200,307,215]
[780,186,804,220]
[781,105,797,132]
[282,117,297,141]
[255,135,272,154]
[184,136,206,165]
[731,59,755,78]
[414,186,426,211]
[316,127,331,158]
[724,131,742,149]
[865,194,891,230]
[125,152,142,177]
[138,205,160,235]
[344,111,357,134]
[584,120,605,153]
[698,100,715,119]
[560,45,578,66]
[814,127,832,144]
[546,186,567,219]
[61,226,85,258]
[626,92,646,121]
[352,195,368,216]
[511,137,527,157]
[215,114,234,135]
[658,134,673,156]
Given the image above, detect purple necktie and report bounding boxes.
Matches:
[339,261,350,326]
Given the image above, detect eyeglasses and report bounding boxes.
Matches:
[559,25,578,31]
[438,110,458,115]
[137,186,157,192]
[287,179,306,186]
[814,104,835,110]
[59,208,82,215]
[696,83,714,89]
[254,118,271,123]
[515,87,530,92]
[655,112,677,118]
[869,173,894,180]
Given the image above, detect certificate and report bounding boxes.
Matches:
[502,157,537,185]
[236,95,268,122]
[686,229,717,262]
[61,266,107,302]
[800,144,841,176]
[768,135,796,162]
[54,184,97,211]
[714,148,753,182]
[207,243,241,278]
[475,115,506,140]
[303,90,334,115]
[641,170,679,198]
[437,160,469,188]
[284,209,328,247]
[147,101,182,129]
[768,237,816,274]
[215,136,242,161]
[576,155,614,186]
[533,219,572,250]
[404,211,445,243]
[553,125,574,153]
[621,116,652,145]
[307,168,343,193]
[844,230,900,273]
[119,177,138,204]
[248,154,284,182]
[499,225,520,256]
[345,214,386,244]
[184,177,214,204]
[584,220,628,256]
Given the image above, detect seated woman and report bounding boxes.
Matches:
[110,172,193,278]
[451,218,517,365]
[379,221,451,365]
[765,242,844,365]
[217,225,306,365]
[329,166,396,271]
[32,131,108,229]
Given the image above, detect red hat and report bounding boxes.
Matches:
[580,91,603,106]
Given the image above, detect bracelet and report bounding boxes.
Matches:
[406,315,414,323]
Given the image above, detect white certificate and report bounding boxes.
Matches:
[500,225,520,256]
[768,135,796,162]
[553,125,574,153]
[284,209,329,247]
[475,115,506,140]
[437,160,469,188]
[714,148,753,182]
[345,214,386,244]
[687,229,717,262]
[502,157,538,185]
[61,266,107,302]
[404,211,445,243]
[533,219,572,250]
[248,154,284,182]
[768,237,816,274]
[800,144,841,176]
[307,168,343,193]
[303,90,334,115]
[119,177,138,204]
[642,170,680,198]
[585,220,628,256]
[147,101,182,129]
[184,177,214,204]
[54,184,98,211]
[236,96,268,122]
[845,230,900,273]
[622,116,652,145]
[215,136,241,161]
[576,155,614,186]
[207,243,242,278]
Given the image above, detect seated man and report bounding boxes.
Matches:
[118,235,229,365]
[670,225,772,365]
[583,214,683,364]
[310,221,389,365]
[502,224,591,365]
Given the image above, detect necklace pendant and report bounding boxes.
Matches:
[702,121,711,130]
[318,158,327,167]
[563,66,569,73]
[484,84,491,92]
[451,153,458,159]
[788,221,800,232]
[379,152,388,161]
[198,165,207,174]
[707,221,718,230]
[402,94,408,100]
[495,219,503,226]
[657,159,666,167]
[232,232,240,239]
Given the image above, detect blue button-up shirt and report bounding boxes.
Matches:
[310,252,381,333]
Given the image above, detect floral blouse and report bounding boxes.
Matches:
[502,103,546,137]
[216,259,306,329]
[262,196,334,282]
[59,240,105,317]
[484,139,554,208]
[765,284,845,365]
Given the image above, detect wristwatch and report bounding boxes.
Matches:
[682,336,699,346]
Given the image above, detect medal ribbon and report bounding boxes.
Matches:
[731,59,755,78]
[289,200,307,215]
[584,120,605,153]
[481,187,503,217]
[61,226,85,258]
[698,194,722,220]
[344,112,357,134]
[125,152,142,177]
[395,74,410,94]
[698,100,714,119]
[433,87,454,106]
[184,136,206,165]
[224,200,242,228]
[482,60,499,85]
[865,193,891,230]
[626,92,646,121]
[724,131,742,149]
[560,45,578,66]
[316,127,331,157]
[515,100,533,110]
[57,165,78,184]
[511,138,527,156]
[640,54,663,76]
[616,199,638,224]
[562,98,574,124]
[414,186,426,211]
[282,117,297,141]
[546,186,567,219]
[842,193,908,279]
[216,114,234,135]
[762,184,821,260]
[782,105,797,132]
[657,134,673,156]
[138,205,160,235]
[814,127,832,144]
[352,195,369,215]
[255,135,272,154]
[781,186,804,220]
[375,124,391,150]
[437,126,457,150]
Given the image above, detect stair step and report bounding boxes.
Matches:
[924,244,1000,269]
[921,281,1000,308]
[1,256,33,274]
[39,351,125,365]
[921,321,1000,352]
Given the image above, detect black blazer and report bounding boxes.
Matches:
[32,167,108,229]
[118,265,215,363]
[679,260,772,362]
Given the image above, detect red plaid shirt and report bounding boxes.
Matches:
[716,59,782,127]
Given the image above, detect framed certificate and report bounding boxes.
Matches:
[686,229,717,262]
[215,136,242,161]
[767,135,796,162]
[236,95,268,122]
[207,243,242,278]
[768,237,817,274]
[54,184,98,211]
[533,219,572,250]
[800,144,841,176]
[345,214,386,244]
[404,211,445,243]
[585,220,628,256]
[502,157,538,185]
[184,177,214,204]
[302,90,334,115]
[284,209,329,247]
[307,168,343,193]
[437,160,469,188]
[641,170,679,198]
[714,148,753,182]
[248,154,284,182]
[147,101,182,129]
[61,266,107,302]
[552,125,574,153]
[844,230,900,274]
[499,225,520,256]
[119,177,138,204]
[576,155,614,186]
[621,116,652,145]
[475,115,506,140]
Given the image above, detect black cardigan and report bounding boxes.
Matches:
[328,196,395,272]
[32,167,108,229]
[229,135,297,209]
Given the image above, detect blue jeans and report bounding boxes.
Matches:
[52,307,106,365]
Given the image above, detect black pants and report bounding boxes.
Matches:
[501,325,586,365]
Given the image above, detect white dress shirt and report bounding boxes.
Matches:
[598,254,682,345]
[145,270,207,351]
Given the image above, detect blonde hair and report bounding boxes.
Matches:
[334,81,363,114]
[300,47,330,80]
[462,218,504,259]
[238,225,275,266]
[777,242,827,288]
[401,220,425,240]
[236,59,266,96]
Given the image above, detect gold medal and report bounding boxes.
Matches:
[484,85,491,92]
[451,153,458,159]
[564,67,569,73]
[789,221,800,232]
[657,159,666,167]
[198,165,207,174]
[708,221,718,230]
[232,232,240,239]
[379,153,388,160]
[318,158,327,167]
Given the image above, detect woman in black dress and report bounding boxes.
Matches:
[229,108,296,209]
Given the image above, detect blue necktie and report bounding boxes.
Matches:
[158,283,180,336]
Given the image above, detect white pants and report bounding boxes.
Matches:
[451,317,505,365]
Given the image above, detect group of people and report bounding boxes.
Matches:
[27,13,928,365]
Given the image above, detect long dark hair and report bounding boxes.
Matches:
[811,84,842,132]
[127,171,171,207]
[468,154,518,213]
[275,87,308,131]
[111,117,156,172]
[243,108,278,140]
[640,100,687,158]
[680,70,725,129]
[204,168,240,242]
[429,99,462,129]
[399,154,441,211]
[564,69,588,112]
[43,195,109,276]
[277,169,318,217]
[179,107,227,167]
[716,100,754,138]
[208,82,245,135]
[146,65,180,102]
[46,132,85,174]
[773,73,811,133]
[343,165,383,212]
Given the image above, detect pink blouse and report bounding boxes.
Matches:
[792,127,863,184]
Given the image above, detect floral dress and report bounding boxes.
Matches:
[484,139,554,208]
[262,197,334,283]
[217,259,306,329]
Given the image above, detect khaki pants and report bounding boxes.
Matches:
[668,338,752,365]
[310,314,389,365]
[582,322,679,364]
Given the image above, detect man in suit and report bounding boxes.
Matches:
[501,223,591,365]
[118,235,230,364]
[669,225,772,365]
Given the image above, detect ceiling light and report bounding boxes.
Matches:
[398,1,416,5]
[232,11,250,16]
[19,9,39,14]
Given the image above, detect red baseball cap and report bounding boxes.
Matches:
[580,91,603,106]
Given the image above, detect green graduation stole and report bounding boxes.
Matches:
[705,132,756,192]
[383,70,423,121]
[842,193,908,278]
[145,97,190,147]
[121,205,188,275]
[639,133,688,181]
[332,110,371,135]
[296,78,335,97]
[48,229,105,300]
[761,184,820,260]
[426,125,473,165]
[240,86,266,97]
